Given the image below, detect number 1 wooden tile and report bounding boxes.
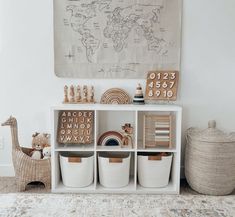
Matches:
[145,71,179,101]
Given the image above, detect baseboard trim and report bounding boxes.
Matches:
[0,164,15,177]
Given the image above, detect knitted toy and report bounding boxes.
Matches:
[42,146,51,159]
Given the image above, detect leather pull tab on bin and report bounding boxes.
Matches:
[148,156,162,161]
[109,158,123,163]
[68,157,82,163]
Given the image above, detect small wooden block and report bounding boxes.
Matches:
[68,157,81,163]
[109,158,123,163]
[148,155,162,161]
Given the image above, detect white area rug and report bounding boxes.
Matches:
[0,193,234,217]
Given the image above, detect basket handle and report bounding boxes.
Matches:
[109,158,123,163]
[185,134,189,144]
[185,128,193,144]
[148,156,162,161]
[68,157,82,163]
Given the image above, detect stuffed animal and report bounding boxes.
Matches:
[30,132,50,160]
[43,146,51,159]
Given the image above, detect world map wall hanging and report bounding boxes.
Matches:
[54,0,182,79]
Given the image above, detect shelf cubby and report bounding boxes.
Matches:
[137,111,177,151]
[96,110,136,149]
[96,151,135,191]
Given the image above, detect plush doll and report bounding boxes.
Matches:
[42,146,51,159]
[30,133,50,160]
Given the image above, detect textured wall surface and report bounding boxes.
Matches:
[0,0,235,176]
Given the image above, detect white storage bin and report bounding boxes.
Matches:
[60,152,94,188]
[98,152,130,188]
[138,153,173,188]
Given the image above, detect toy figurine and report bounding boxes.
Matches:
[133,83,145,104]
[63,84,95,104]
[63,85,69,103]
[76,85,81,103]
[69,85,75,103]
[121,123,133,147]
[89,86,95,103]
[82,85,88,103]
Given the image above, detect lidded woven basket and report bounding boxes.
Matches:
[185,120,235,195]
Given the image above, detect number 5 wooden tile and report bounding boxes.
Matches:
[145,71,179,101]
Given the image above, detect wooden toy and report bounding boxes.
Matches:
[121,123,133,147]
[98,131,123,146]
[143,115,172,148]
[69,85,75,103]
[57,110,94,144]
[145,71,179,101]
[133,83,145,104]
[89,86,95,103]
[82,85,88,103]
[100,88,131,104]
[63,85,95,104]
[76,85,81,103]
[63,85,69,103]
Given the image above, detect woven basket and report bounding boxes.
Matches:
[2,116,51,191]
[13,147,51,191]
[185,120,235,195]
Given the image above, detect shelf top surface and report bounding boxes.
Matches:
[51,103,182,111]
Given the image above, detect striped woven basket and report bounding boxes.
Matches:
[185,120,235,195]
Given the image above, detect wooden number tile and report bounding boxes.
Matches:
[145,71,179,101]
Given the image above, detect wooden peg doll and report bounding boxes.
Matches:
[82,85,88,103]
[63,85,69,103]
[76,85,81,103]
[69,85,75,103]
[89,86,94,103]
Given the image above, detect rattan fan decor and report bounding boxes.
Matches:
[100,88,131,104]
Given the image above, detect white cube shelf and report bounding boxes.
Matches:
[51,104,182,194]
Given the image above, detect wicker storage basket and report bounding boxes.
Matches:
[185,120,235,195]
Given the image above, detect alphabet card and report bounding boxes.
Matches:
[145,71,179,101]
[57,110,94,144]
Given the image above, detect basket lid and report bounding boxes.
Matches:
[187,120,235,143]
